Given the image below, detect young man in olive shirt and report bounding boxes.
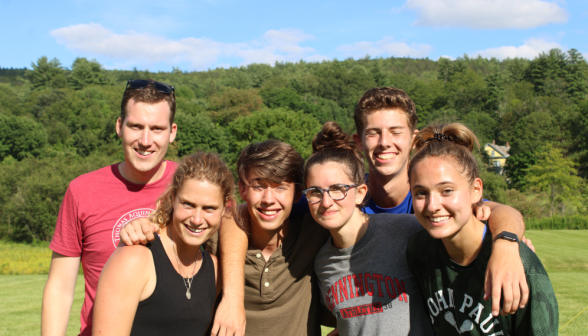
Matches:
[236,140,332,335]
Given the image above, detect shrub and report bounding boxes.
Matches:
[526,215,588,230]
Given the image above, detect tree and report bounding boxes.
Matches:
[312,61,376,108]
[207,87,264,126]
[25,56,67,90]
[259,87,347,125]
[0,115,48,161]
[68,58,114,90]
[505,58,528,83]
[174,113,229,157]
[505,152,537,190]
[0,153,118,241]
[437,57,453,83]
[525,144,584,216]
[226,108,322,167]
[564,49,588,101]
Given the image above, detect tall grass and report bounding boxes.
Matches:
[0,240,52,275]
[526,216,588,230]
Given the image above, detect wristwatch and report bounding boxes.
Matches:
[493,231,519,243]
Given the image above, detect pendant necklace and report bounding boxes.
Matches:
[171,230,199,299]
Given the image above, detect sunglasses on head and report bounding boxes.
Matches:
[125,79,175,95]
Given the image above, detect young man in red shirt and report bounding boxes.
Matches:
[41,80,178,336]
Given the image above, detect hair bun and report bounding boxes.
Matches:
[413,123,479,153]
[312,121,356,153]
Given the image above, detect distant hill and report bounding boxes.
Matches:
[1,50,587,241]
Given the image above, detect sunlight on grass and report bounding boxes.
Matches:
[524,231,588,335]
[0,230,586,335]
[0,275,84,336]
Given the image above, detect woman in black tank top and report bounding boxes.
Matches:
[93,152,237,336]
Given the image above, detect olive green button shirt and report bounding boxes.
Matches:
[244,213,330,336]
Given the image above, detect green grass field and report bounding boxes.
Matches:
[0,231,586,336]
[524,230,588,335]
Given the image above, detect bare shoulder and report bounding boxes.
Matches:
[103,245,153,276]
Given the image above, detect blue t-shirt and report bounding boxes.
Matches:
[362,190,414,214]
[291,190,414,216]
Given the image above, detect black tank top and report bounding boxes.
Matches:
[130,234,216,336]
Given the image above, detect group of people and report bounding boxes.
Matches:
[41,81,559,336]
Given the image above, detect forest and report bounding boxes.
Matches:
[1,49,587,242]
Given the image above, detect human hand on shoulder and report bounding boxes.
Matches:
[484,239,529,316]
[119,217,159,246]
[474,203,491,221]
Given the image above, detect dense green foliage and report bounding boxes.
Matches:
[525,216,588,230]
[1,49,588,241]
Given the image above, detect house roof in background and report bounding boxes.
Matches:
[485,143,510,158]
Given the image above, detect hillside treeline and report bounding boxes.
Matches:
[1,49,587,241]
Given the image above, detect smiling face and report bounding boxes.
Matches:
[239,173,298,234]
[305,162,367,231]
[116,98,177,183]
[354,109,417,179]
[410,156,483,240]
[171,178,225,248]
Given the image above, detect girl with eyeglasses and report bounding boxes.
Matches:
[93,152,235,336]
[406,123,558,335]
[305,122,433,336]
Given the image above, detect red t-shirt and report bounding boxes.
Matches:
[49,161,177,336]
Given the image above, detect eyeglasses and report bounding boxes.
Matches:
[302,184,358,204]
[125,79,175,95]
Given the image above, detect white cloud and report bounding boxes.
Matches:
[438,55,455,60]
[50,23,326,70]
[405,0,568,29]
[470,38,563,59]
[336,37,433,59]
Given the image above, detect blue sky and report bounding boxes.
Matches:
[1,0,587,72]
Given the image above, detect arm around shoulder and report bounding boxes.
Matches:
[483,201,529,317]
[211,207,248,336]
[93,245,154,336]
[484,201,525,238]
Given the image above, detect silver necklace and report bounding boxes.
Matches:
[170,230,199,299]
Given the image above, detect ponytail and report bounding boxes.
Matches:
[408,123,480,185]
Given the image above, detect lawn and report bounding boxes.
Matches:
[524,230,588,335]
[0,275,84,336]
[0,231,586,336]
